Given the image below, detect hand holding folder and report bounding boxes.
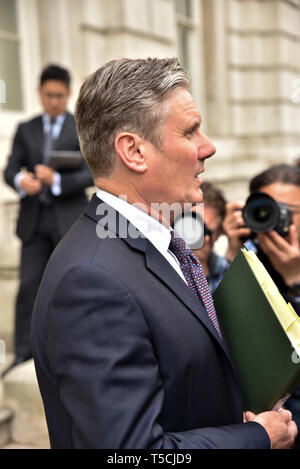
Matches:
[213,247,300,414]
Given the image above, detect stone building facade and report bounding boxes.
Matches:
[0,0,300,351]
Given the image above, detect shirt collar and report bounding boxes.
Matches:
[43,112,66,127]
[96,189,171,257]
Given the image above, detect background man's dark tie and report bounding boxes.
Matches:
[39,117,56,205]
[43,116,56,163]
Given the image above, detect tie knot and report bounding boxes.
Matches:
[50,116,56,126]
[169,231,196,264]
[169,230,185,249]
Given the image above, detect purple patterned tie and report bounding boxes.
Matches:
[169,230,222,338]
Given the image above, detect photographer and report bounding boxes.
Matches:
[224,164,300,316]
[223,163,300,447]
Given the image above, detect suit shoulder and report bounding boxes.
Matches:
[16,115,42,131]
[11,115,41,139]
[24,114,43,126]
[65,111,75,119]
[65,112,76,124]
[62,112,78,134]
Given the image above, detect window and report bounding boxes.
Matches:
[175,0,192,17]
[0,0,23,110]
[175,0,193,71]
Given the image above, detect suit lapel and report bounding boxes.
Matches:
[140,239,240,383]
[53,112,72,150]
[144,240,225,345]
[84,195,235,360]
[32,116,44,164]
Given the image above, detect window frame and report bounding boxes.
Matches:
[0,0,41,135]
[174,0,207,126]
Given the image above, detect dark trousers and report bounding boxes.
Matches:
[14,205,61,360]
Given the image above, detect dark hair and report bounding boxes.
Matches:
[250,164,300,193]
[295,157,300,169]
[40,64,71,88]
[201,181,227,221]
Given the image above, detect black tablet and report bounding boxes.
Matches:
[47,151,82,170]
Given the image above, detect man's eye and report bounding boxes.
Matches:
[186,128,196,137]
[186,125,200,137]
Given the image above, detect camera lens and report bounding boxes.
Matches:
[252,204,272,223]
[242,193,280,233]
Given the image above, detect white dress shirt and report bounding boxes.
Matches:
[96,189,186,283]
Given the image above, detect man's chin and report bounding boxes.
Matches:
[189,188,203,205]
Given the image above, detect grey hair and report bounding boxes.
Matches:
[75,57,190,178]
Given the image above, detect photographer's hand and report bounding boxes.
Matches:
[257,225,300,286]
[223,201,252,261]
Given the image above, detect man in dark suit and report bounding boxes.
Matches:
[32,58,297,448]
[4,64,93,368]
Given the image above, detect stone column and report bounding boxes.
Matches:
[202,0,231,137]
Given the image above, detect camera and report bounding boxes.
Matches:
[242,192,292,237]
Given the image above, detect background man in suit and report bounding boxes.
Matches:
[4,64,93,369]
[32,58,297,449]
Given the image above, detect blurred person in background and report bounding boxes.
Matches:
[192,181,229,292]
[223,163,300,448]
[3,64,93,372]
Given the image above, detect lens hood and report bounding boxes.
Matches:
[242,192,280,233]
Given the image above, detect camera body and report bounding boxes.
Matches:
[242,192,292,237]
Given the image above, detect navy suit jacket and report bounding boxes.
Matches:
[4,112,93,242]
[31,194,270,449]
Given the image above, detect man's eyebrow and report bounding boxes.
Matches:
[186,121,201,133]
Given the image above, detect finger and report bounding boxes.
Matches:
[229,217,247,231]
[226,201,245,212]
[288,419,298,440]
[287,225,299,249]
[244,410,256,421]
[257,232,287,258]
[227,228,251,239]
[236,227,252,237]
[260,230,291,250]
[278,408,292,423]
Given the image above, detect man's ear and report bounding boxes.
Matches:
[115,133,147,173]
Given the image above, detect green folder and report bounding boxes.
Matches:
[213,248,300,414]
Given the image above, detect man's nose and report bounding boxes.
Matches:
[198,133,216,160]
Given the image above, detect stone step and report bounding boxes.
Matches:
[2,359,50,448]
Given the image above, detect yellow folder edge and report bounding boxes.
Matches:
[242,248,300,356]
